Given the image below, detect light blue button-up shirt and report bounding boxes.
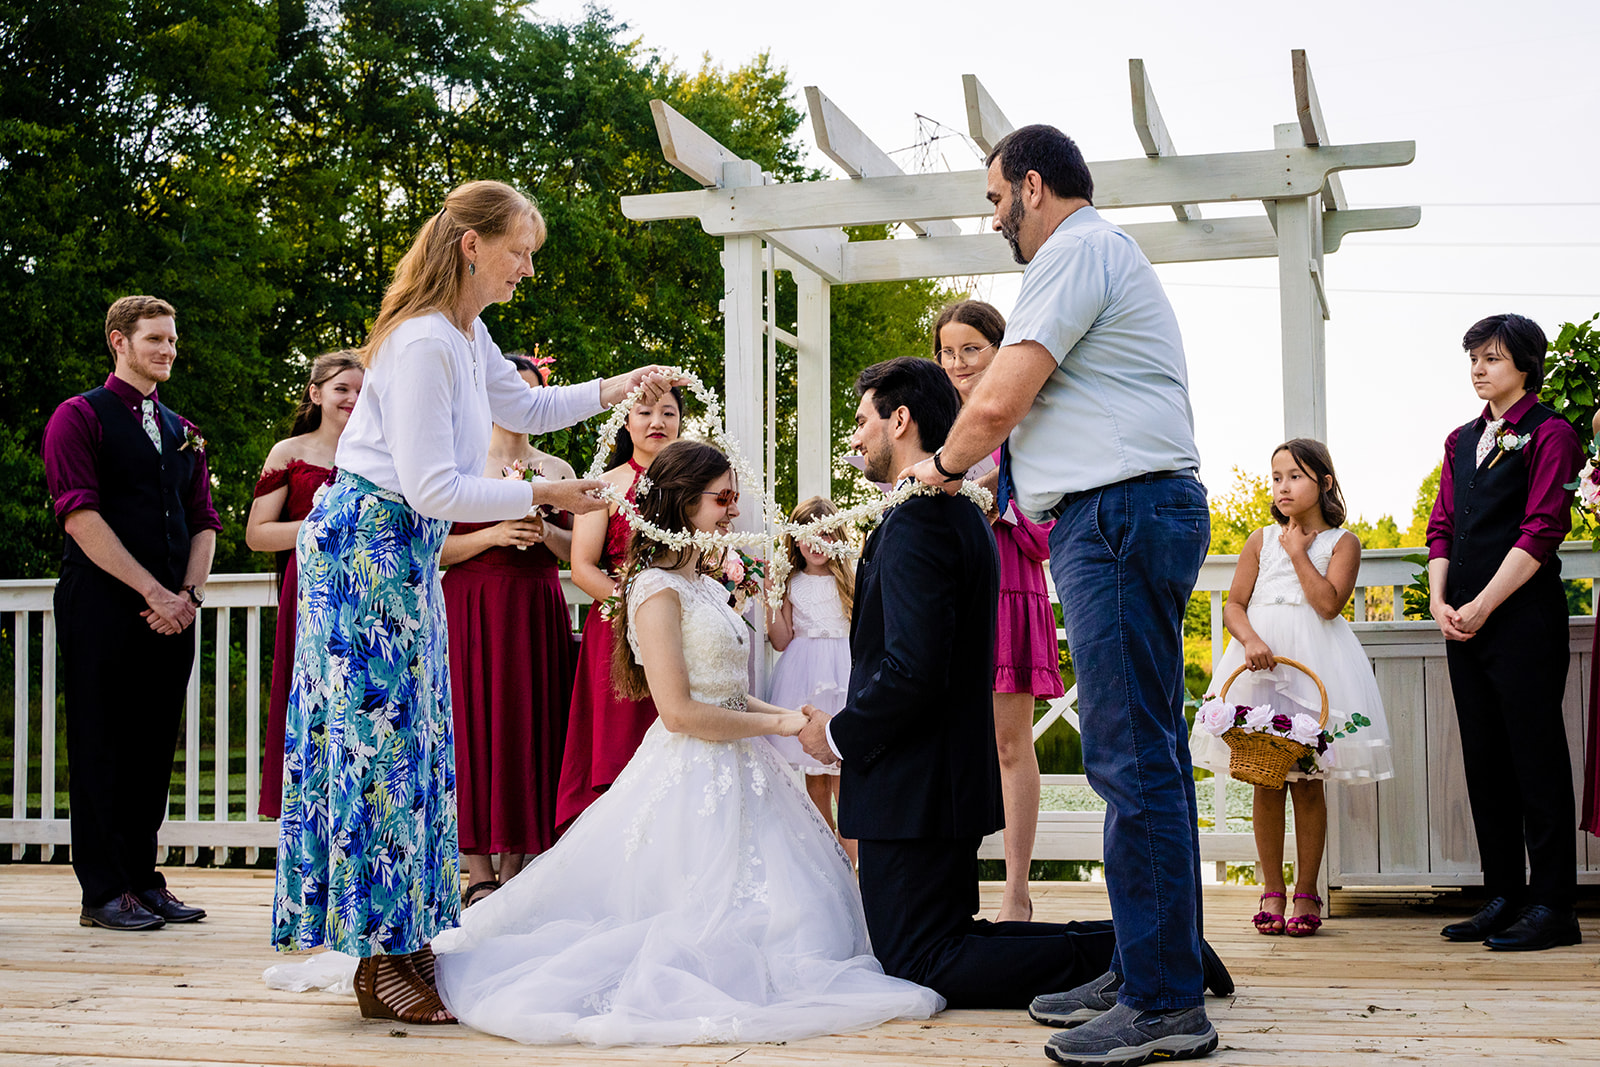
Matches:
[1002,205,1201,520]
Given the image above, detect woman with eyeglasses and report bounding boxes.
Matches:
[431,440,941,1045]
[932,299,1064,922]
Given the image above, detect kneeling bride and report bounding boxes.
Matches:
[431,440,942,1046]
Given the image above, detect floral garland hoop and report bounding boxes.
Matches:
[585,367,993,608]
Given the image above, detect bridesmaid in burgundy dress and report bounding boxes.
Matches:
[442,353,578,906]
[1585,408,1600,838]
[244,350,364,818]
[554,386,682,833]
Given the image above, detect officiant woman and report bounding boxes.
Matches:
[269,178,678,1024]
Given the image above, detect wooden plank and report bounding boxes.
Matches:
[1128,58,1201,222]
[961,74,1014,155]
[1275,123,1326,441]
[757,226,845,284]
[1374,657,1428,877]
[794,269,831,502]
[1291,49,1349,210]
[804,86,959,238]
[634,141,1416,235]
[649,99,740,188]
[1324,205,1421,252]
[1425,656,1479,875]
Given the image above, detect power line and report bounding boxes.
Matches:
[1161,282,1600,299]
[1352,241,1600,249]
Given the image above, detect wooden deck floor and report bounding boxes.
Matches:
[1,866,1597,1066]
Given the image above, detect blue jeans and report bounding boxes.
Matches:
[1048,472,1209,1011]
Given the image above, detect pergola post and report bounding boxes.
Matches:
[1274,122,1329,441]
[794,268,832,501]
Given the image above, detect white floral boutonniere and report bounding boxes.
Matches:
[179,425,206,454]
[1487,428,1530,469]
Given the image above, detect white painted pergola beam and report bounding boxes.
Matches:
[1292,49,1349,211]
[1129,59,1201,223]
[962,74,1014,155]
[620,141,1415,233]
[805,86,960,239]
[838,206,1420,283]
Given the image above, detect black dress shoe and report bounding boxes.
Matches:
[136,887,206,923]
[1200,938,1234,997]
[80,892,165,931]
[1484,905,1582,951]
[1440,895,1518,941]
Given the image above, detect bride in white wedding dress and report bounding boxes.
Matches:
[431,440,943,1046]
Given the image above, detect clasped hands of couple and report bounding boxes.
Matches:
[501,365,686,526]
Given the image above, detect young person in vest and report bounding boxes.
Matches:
[41,295,218,931]
[1426,313,1583,951]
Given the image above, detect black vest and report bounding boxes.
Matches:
[62,387,196,590]
[1446,399,1562,604]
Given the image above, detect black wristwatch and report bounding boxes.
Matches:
[182,585,205,607]
[931,449,964,484]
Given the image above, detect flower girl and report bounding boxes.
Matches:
[766,496,856,862]
[1190,439,1393,936]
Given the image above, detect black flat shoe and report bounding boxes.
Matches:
[1484,905,1582,951]
[1200,937,1234,997]
[80,893,165,931]
[135,887,206,923]
[1441,895,1518,941]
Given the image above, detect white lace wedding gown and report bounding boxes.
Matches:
[431,567,943,1046]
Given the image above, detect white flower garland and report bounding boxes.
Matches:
[587,367,993,607]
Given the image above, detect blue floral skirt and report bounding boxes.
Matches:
[272,472,457,956]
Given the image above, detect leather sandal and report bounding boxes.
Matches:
[1286,892,1324,936]
[1252,891,1287,935]
[462,880,499,908]
[353,954,457,1024]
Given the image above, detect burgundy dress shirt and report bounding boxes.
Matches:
[1426,391,1581,566]
[41,373,221,533]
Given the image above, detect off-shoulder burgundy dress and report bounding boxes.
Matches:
[442,519,577,856]
[252,459,332,819]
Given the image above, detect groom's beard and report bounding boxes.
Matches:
[861,432,894,483]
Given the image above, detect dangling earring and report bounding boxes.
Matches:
[468,262,476,275]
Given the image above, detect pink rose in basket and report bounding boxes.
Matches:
[1288,712,1324,747]
[1195,697,1234,736]
[1242,704,1276,732]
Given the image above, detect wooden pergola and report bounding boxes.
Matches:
[621,50,1420,511]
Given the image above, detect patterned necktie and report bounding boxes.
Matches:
[1475,418,1504,467]
[996,440,1015,518]
[141,398,162,454]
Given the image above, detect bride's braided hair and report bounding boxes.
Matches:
[610,440,733,700]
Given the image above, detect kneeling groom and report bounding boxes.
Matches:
[798,357,1116,1008]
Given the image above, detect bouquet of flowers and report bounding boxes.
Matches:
[1195,657,1368,785]
[707,547,765,619]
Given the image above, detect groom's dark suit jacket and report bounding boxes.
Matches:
[832,490,1003,841]
[830,487,1115,1008]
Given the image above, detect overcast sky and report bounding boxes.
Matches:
[536,0,1600,522]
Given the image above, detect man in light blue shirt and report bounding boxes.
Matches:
[908,124,1218,1067]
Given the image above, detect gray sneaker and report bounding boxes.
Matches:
[1043,1001,1217,1066]
[1030,970,1123,1027]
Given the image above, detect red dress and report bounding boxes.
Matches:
[443,521,576,856]
[252,459,333,819]
[555,462,657,832]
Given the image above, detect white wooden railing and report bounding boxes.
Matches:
[4,546,1598,883]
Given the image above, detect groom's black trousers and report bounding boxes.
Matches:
[858,837,1117,1008]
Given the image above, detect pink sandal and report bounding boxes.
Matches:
[1252,891,1287,935]
[1285,892,1323,936]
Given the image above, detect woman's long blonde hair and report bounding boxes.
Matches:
[785,496,855,621]
[360,180,546,365]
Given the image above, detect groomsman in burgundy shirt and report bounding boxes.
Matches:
[42,295,218,930]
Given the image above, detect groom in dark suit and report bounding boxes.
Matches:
[798,357,1119,1008]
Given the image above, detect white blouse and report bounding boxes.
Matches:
[336,312,604,521]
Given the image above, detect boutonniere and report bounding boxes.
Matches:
[179,425,206,454]
[1487,428,1530,469]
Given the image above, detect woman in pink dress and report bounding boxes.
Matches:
[933,300,1066,922]
[1585,408,1600,838]
[442,354,578,906]
[244,350,364,818]
[553,386,682,832]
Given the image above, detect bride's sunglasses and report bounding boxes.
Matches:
[701,488,740,506]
